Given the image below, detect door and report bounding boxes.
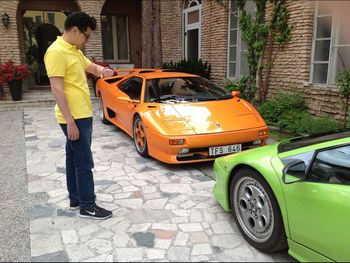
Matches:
[283,144,350,261]
[117,77,143,132]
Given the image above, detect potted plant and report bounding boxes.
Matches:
[0,60,31,101]
[87,57,110,97]
[0,71,5,100]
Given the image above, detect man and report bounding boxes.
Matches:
[44,11,114,219]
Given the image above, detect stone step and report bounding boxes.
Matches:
[0,89,97,108]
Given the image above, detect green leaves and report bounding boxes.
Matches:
[224,75,256,102]
[336,70,350,98]
[336,70,350,128]
[236,0,292,102]
[162,59,211,79]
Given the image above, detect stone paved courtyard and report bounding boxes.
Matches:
[24,104,293,262]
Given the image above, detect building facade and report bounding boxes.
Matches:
[0,0,349,119]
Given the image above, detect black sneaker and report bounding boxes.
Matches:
[79,205,112,220]
[69,201,79,210]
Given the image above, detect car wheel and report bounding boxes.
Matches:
[133,115,149,157]
[98,96,110,124]
[230,167,287,252]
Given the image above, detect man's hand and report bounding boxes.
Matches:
[67,121,79,141]
[86,63,114,79]
[100,67,114,78]
[49,77,78,140]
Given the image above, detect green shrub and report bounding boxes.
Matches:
[258,91,339,136]
[162,59,211,79]
[258,91,305,126]
[224,75,256,102]
[280,111,339,136]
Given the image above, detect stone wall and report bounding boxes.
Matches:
[265,1,344,119]
[76,0,105,62]
[0,0,22,64]
[201,0,228,85]
[160,1,183,64]
[160,0,229,85]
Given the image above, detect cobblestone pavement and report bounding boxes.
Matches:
[25,104,294,262]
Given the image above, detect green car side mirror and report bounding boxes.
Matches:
[282,159,307,184]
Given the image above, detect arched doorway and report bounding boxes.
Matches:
[20,0,80,88]
[23,11,67,86]
[34,23,61,84]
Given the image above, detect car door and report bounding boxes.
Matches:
[282,144,350,261]
[117,77,143,133]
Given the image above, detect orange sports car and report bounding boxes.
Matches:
[95,69,268,164]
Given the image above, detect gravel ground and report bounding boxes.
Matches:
[0,107,31,262]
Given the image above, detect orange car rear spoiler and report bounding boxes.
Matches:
[113,68,174,76]
[100,68,175,84]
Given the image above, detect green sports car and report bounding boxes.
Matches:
[213,129,350,262]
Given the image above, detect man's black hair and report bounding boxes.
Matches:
[64,11,97,32]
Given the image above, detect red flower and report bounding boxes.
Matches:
[0,60,31,83]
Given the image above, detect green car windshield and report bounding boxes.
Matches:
[278,129,350,153]
[144,77,232,103]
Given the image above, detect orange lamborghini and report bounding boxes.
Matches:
[95,69,268,164]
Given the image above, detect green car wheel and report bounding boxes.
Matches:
[230,167,287,252]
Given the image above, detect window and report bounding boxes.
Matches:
[308,145,350,185]
[101,15,130,63]
[47,12,55,24]
[145,77,232,102]
[35,16,42,24]
[311,1,350,85]
[227,0,253,79]
[183,0,202,61]
[119,77,142,100]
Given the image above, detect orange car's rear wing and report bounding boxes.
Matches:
[113,68,174,76]
[99,68,176,84]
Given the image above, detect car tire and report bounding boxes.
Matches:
[133,115,149,157]
[98,96,110,124]
[229,167,288,252]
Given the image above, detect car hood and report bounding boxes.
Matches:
[150,98,266,134]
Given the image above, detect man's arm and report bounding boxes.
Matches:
[49,77,79,141]
[86,63,114,78]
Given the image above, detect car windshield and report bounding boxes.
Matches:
[278,129,350,153]
[144,77,232,103]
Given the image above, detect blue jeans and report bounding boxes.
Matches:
[60,118,96,209]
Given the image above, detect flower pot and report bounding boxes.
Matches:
[0,83,4,100]
[8,79,22,101]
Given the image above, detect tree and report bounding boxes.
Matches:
[236,0,293,103]
[336,70,350,129]
[142,0,162,68]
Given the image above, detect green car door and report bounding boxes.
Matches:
[282,144,350,262]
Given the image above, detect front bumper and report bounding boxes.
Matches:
[146,126,268,164]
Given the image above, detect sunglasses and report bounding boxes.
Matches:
[81,31,90,40]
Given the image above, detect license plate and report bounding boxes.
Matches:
[209,144,242,156]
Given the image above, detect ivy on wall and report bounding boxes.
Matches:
[336,70,350,128]
[236,0,293,103]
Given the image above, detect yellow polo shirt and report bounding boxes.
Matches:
[44,36,92,124]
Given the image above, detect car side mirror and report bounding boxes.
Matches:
[118,96,132,103]
[231,90,241,98]
[282,159,307,184]
[118,96,140,105]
